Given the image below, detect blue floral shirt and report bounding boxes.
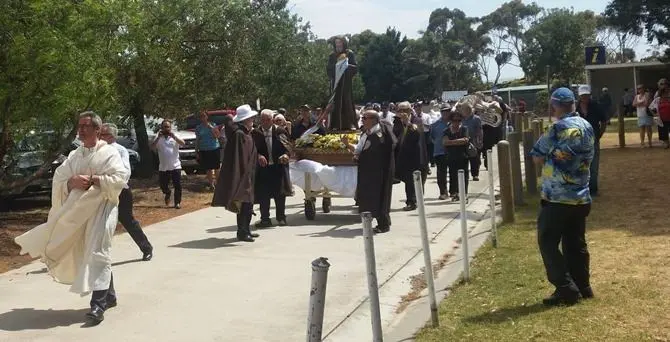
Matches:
[529,113,595,205]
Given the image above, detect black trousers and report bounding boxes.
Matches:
[469,148,481,177]
[403,169,427,205]
[658,120,670,141]
[434,154,449,195]
[258,193,286,221]
[537,201,591,293]
[118,188,152,253]
[236,202,253,238]
[447,158,469,196]
[424,132,434,165]
[90,273,115,310]
[158,169,182,205]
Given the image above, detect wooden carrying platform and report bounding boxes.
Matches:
[293,148,356,166]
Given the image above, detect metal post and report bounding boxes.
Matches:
[361,212,383,341]
[307,257,330,342]
[458,170,470,282]
[496,141,515,223]
[413,171,439,327]
[486,150,498,248]
[507,132,524,206]
[522,130,538,194]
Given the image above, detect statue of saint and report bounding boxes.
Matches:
[326,36,358,131]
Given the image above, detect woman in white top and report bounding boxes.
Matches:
[151,119,185,208]
[632,84,652,148]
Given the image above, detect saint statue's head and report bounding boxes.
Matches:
[331,35,348,54]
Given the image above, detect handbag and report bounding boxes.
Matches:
[466,142,478,158]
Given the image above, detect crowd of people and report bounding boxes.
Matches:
[13,77,670,325]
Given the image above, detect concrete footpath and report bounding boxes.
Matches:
[0,154,500,342]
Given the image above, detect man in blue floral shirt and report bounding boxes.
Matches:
[530,87,595,306]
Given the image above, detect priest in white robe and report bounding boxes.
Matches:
[14,111,129,325]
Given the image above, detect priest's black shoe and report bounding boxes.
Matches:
[403,204,417,211]
[85,307,105,324]
[142,250,153,261]
[373,226,390,234]
[250,232,260,238]
[255,220,273,229]
[542,290,579,306]
[106,299,117,309]
[237,235,255,242]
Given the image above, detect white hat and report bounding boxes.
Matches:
[233,104,258,123]
[578,85,591,96]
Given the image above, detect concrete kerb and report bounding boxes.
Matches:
[382,188,503,342]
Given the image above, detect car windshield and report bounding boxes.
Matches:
[185,114,230,130]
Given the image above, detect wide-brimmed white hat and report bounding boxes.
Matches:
[578,85,591,96]
[233,104,258,123]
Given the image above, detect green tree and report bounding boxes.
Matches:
[0,0,117,194]
[521,9,599,83]
[603,0,670,59]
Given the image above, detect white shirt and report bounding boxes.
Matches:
[380,111,395,125]
[156,135,182,171]
[262,126,274,165]
[111,142,130,189]
[354,123,381,155]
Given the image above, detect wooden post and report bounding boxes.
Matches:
[497,141,515,223]
[513,112,523,133]
[507,132,524,206]
[523,115,530,132]
[618,105,626,148]
[522,130,538,194]
[532,120,542,178]
[539,118,545,133]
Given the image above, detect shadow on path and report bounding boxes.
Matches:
[169,237,239,249]
[0,308,88,331]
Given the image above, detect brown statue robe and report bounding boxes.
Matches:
[357,121,397,230]
[212,121,257,211]
[327,48,358,131]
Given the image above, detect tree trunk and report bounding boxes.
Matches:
[132,100,155,178]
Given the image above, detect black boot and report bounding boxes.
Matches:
[542,286,580,306]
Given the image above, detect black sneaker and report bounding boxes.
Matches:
[579,286,594,299]
[472,176,479,181]
[164,193,171,206]
[542,289,580,306]
[255,220,274,229]
[403,204,417,211]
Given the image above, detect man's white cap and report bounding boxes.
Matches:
[578,85,591,96]
[234,104,259,123]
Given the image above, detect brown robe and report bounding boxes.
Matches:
[327,49,358,131]
[212,121,257,211]
[357,121,397,225]
[251,125,292,200]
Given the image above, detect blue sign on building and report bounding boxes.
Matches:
[585,46,606,65]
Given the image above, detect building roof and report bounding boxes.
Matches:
[584,60,666,71]
[482,85,547,94]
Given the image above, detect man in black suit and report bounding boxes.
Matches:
[252,109,293,227]
[393,101,426,211]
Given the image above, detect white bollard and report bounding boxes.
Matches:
[413,171,439,328]
[307,257,330,342]
[458,170,470,282]
[487,150,498,248]
[361,212,383,341]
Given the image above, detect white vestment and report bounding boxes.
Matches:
[15,140,129,295]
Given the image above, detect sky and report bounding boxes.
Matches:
[288,0,653,82]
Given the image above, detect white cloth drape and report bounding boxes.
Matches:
[15,140,129,295]
[289,160,357,197]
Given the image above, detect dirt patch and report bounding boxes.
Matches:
[0,173,214,274]
[397,251,455,313]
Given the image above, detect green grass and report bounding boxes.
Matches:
[415,189,669,342]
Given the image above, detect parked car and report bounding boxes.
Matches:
[178,109,235,174]
[1,132,138,201]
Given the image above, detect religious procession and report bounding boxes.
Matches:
[2,0,669,339]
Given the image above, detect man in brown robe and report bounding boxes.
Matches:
[212,104,260,242]
[354,109,397,233]
[252,109,293,228]
[327,35,358,131]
